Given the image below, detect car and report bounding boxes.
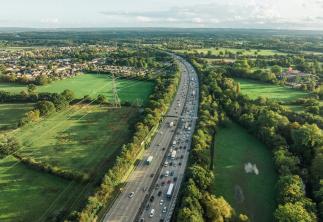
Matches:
[139,218,144,222]
[162,206,167,213]
[174,163,177,167]
[157,143,161,146]
[162,147,166,151]
[167,180,171,184]
[128,192,134,198]
[155,183,160,189]
[160,199,164,205]
[164,161,168,167]
[149,209,155,218]
[180,155,184,159]
[174,177,178,182]
[160,174,164,179]
[145,203,150,210]
[150,173,154,178]
[161,181,165,186]
[170,171,174,176]
[150,196,155,202]
[158,190,162,196]
[169,162,173,166]
[179,162,182,166]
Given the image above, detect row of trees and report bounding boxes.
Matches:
[176,61,249,222]
[191,60,322,221]
[71,60,181,221]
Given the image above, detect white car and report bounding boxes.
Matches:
[160,199,164,205]
[149,209,155,218]
[162,206,167,213]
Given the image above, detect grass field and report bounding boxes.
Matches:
[0,103,34,131]
[10,105,138,174]
[175,48,286,56]
[235,78,308,102]
[0,156,86,222]
[212,121,277,222]
[0,73,154,104]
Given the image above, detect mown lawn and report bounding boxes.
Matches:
[0,73,154,104]
[0,156,86,222]
[10,105,138,175]
[235,78,308,102]
[0,103,34,131]
[212,121,277,222]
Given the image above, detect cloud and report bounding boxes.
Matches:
[40,18,59,24]
[99,1,323,29]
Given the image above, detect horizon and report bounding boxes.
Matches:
[1,0,323,30]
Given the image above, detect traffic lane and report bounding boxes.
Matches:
[104,117,177,221]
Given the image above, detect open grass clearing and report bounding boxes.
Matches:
[0,156,87,222]
[0,103,34,131]
[9,105,139,175]
[0,73,154,104]
[235,78,309,102]
[175,48,286,56]
[212,121,277,222]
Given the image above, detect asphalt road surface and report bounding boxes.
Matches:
[103,55,199,222]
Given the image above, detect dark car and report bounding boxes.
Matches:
[170,171,174,176]
[179,162,182,166]
[150,173,154,178]
[150,195,155,202]
[167,180,171,184]
[145,203,150,210]
[158,191,162,196]
[160,174,164,179]
[161,181,165,186]
[174,177,178,182]
[180,155,184,159]
[162,147,166,151]
[169,162,173,166]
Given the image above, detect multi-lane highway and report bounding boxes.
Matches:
[103,55,199,222]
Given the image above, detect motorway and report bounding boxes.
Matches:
[103,55,199,222]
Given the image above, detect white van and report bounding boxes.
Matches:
[149,209,155,218]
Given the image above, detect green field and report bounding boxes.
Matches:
[0,103,34,131]
[0,73,154,104]
[10,105,138,174]
[212,121,277,222]
[235,78,308,102]
[0,156,86,222]
[175,47,286,56]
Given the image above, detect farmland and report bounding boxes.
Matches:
[0,73,154,104]
[175,47,286,56]
[0,103,34,131]
[212,121,277,222]
[234,78,309,102]
[10,105,139,174]
[0,156,86,222]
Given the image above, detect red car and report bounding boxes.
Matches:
[167,180,171,184]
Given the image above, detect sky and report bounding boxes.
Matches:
[1,0,323,30]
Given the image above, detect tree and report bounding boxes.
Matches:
[274,202,316,222]
[61,89,75,102]
[271,65,283,76]
[27,84,37,94]
[97,94,107,104]
[35,75,50,85]
[187,165,214,190]
[277,175,305,204]
[0,136,20,157]
[202,193,234,222]
[274,148,300,175]
[177,207,204,222]
[35,100,56,116]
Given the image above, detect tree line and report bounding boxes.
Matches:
[189,59,322,221]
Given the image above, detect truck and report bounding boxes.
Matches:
[166,183,174,198]
[169,121,174,127]
[146,156,153,165]
[171,150,177,160]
